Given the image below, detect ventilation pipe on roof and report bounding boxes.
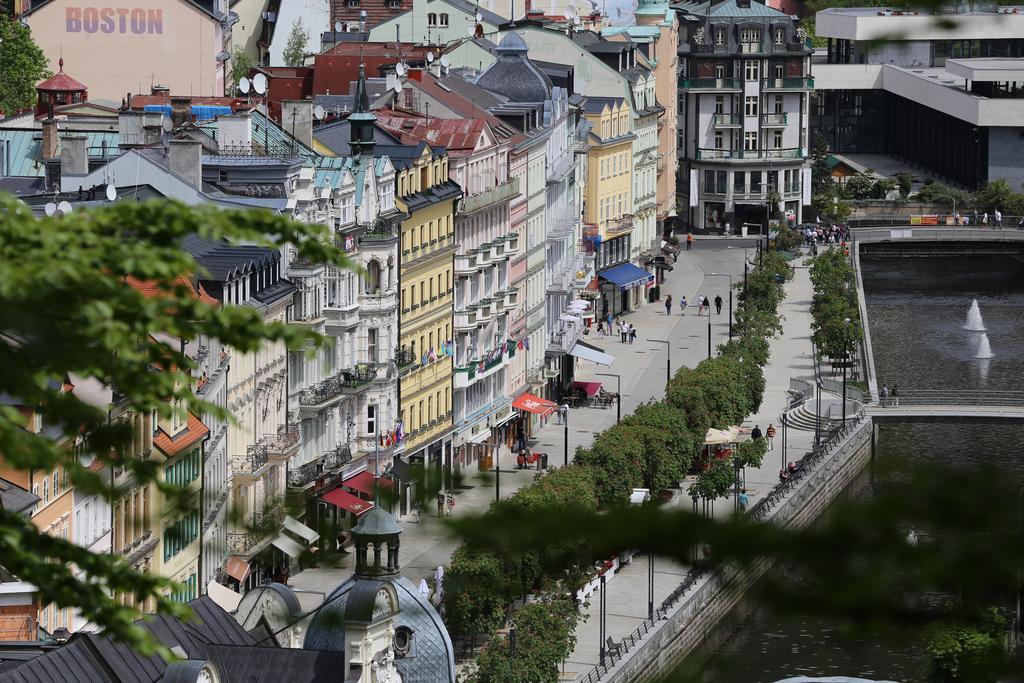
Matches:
[359,9,367,32]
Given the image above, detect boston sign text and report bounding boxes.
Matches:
[66,7,163,34]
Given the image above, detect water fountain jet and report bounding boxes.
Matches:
[964,299,986,331]
[975,333,994,359]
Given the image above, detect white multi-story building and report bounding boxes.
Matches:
[677,0,812,230]
[811,3,1024,190]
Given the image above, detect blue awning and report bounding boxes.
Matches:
[598,262,655,291]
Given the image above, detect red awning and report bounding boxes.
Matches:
[322,487,374,515]
[512,392,557,415]
[344,470,377,496]
[224,556,250,583]
[571,381,602,398]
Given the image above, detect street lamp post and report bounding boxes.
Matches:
[781,412,788,473]
[707,310,712,358]
[815,381,822,449]
[647,339,671,387]
[732,455,743,513]
[563,407,569,467]
[599,573,608,665]
[842,317,851,425]
[648,552,655,620]
[597,372,622,423]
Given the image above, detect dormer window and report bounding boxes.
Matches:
[740,28,760,45]
[387,0,400,6]
[714,28,725,45]
[347,0,359,6]
[774,28,785,44]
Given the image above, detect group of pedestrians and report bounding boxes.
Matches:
[664,293,722,316]
[802,224,848,246]
[596,313,638,344]
[880,383,899,406]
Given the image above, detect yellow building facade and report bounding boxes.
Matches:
[394,143,461,475]
[583,98,635,234]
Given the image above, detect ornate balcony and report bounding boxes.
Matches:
[504,232,520,257]
[761,77,813,91]
[475,245,492,268]
[712,113,742,127]
[546,151,574,183]
[604,214,635,237]
[287,444,353,488]
[264,423,299,457]
[679,78,741,92]
[231,443,269,476]
[395,347,418,375]
[455,308,477,331]
[761,112,788,127]
[502,288,519,311]
[458,177,520,215]
[324,302,360,331]
[695,148,805,161]
[455,252,478,275]
[298,366,379,409]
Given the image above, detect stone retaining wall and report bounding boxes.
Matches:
[603,420,874,682]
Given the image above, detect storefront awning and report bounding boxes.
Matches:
[224,556,250,583]
[598,262,655,291]
[271,533,305,558]
[283,515,319,544]
[322,487,374,515]
[343,470,377,497]
[568,340,614,367]
[512,392,558,415]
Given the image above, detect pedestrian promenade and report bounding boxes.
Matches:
[563,257,821,677]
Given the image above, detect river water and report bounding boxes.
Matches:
[695,254,1024,682]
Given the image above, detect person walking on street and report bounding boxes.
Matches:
[607,312,614,333]
[436,493,445,517]
[664,294,673,316]
[983,211,989,227]
[751,424,763,441]
[686,232,694,251]
[714,294,723,316]
[680,295,687,315]
[738,489,749,512]
[596,319,605,338]
[880,383,889,406]
[995,208,1002,227]
[619,320,627,343]
[765,423,776,449]
[629,323,637,344]
[697,295,705,316]
[891,385,899,407]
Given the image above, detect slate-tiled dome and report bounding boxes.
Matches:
[475,32,553,103]
[303,575,456,683]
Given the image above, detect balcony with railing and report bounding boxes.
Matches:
[264,423,300,457]
[679,78,741,91]
[489,239,507,262]
[761,112,788,127]
[455,308,477,331]
[712,113,742,127]
[474,298,495,324]
[475,245,493,268]
[324,302,359,331]
[298,366,379,410]
[226,506,286,555]
[455,252,478,275]
[458,177,520,215]
[454,346,512,390]
[231,443,269,476]
[360,290,397,314]
[287,444,353,488]
[547,320,584,355]
[395,347,418,376]
[695,148,805,161]
[761,77,814,91]
[501,288,519,311]
[546,151,575,183]
[604,214,635,237]
[504,232,520,257]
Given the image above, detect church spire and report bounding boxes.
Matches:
[350,57,377,157]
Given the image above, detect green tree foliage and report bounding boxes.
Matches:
[897,173,913,198]
[845,172,876,200]
[772,225,804,253]
[972,178,1024,216]
[810,131,833,197]
[229,47,255,91]
[734,436,767,470]
[916,179,972,208]
[809,248,863,362]
[927,607,1008,682]
[282,18,309,67]
[0,15,50,117]
[688,458,735,503]
[0,197,347,652]
[468,596,581,683]
[442,547,509,638]
[575,426,645,507]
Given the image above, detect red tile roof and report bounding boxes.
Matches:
[37,60,87,92]
[125,275,220,307]
[374,110,487,155]
[311,42,435,98]
[153,412,209,457]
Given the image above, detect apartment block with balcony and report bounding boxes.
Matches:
[185,237,298,589]
[677,0,812,231]
[812,3,1024,190]
[377,111,520,461]
[388,138,461,497]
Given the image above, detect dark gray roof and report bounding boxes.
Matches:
[581,96,626,114]
[0,478,39,516]
[0,178,44,197]
[313,120,402,156]
[304,575,455,683]
[352,507,403,537]
[475,38,553,104]
[182,235,280,283]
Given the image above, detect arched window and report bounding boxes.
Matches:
[366,259,381,294]
[427,12,437,26]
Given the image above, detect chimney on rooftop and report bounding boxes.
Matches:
[216,111,253,151]
[118,110,147,147]
[60,135,88,177]
[41,109,59,161]
[168,138,203,190]
[171,97,192,128]
[281,100,313,149]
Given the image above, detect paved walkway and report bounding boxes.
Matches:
[563,256,821,678]
[288,239,757,609]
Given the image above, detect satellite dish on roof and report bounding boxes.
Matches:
[426,51,434,63]
[396,62,407,76]
[253,73,268,95]
[314,104,326,120]
[335,20,343,33]
[239,76,251,94]
[57,201,73,215]
[105,185,117,202]
[394,80,403,93]
[44,202,56,217]
[162,117,173,132]
[440,55,450,67]
[475,11,483,22]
